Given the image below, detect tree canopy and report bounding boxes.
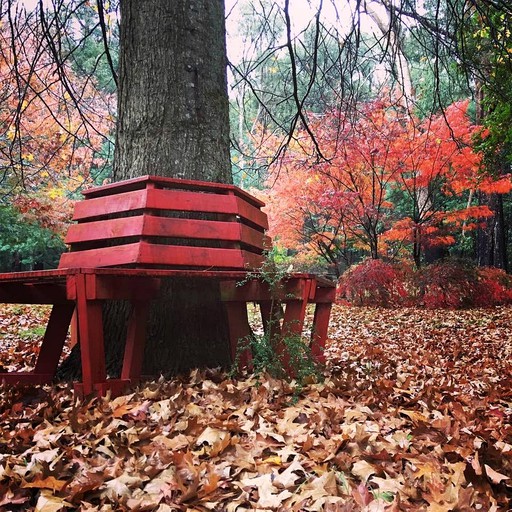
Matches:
[1,0,512,271]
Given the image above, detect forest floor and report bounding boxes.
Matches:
[0,304,511,511]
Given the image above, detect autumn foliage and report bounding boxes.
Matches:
[0,14,114,262]
[338,258,512,308]
[258,98,511,272]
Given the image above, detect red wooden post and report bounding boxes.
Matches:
[278,278,315,374]
[224,302,253,369]
[69,310,78,348]
[121,300,151,381]
[73,273,107,395]
[34,303,75,375]
[310,286,336,363]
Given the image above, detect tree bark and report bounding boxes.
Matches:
[114,0,231,182]
[59,0,233,380]
[477,192,508,271]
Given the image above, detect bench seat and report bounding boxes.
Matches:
[0,177,336,397]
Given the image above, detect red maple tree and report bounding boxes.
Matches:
[260,98,511,271]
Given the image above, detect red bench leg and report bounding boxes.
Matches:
[310,302,332,364]
[74,274,107,396]
[259,300,282,339]
[224,302,252,370]
[121,300,150,382]
[277,279,314,374]
[34,303,75,376]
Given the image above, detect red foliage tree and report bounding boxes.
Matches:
[261,98,510,272]
[0,15,114,233]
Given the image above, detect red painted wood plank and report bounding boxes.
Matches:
[59,243,141,268]
[220,278,315,302]
[61,243,263,269]
[121,300,151,381]
[34,303,75,375]
[224,302,252,368]
[310,302,332,364]
[310,286,337,303]
[0,269,75,282]
[0,283,69,304]
[65,215,268,250]
[72,189,148,221]
[74,273,106,395]
[65,216,146,244]
[73,188,268,230]
[82,175,266,208]
[84,274,161,300]
[146,189,239,215]
[0,372,54,384]
[235,196,269,230]
[138,243,263,269]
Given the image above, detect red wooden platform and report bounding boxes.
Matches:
[0,176,335,396]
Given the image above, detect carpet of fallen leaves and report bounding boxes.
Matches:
[0,304,511,511]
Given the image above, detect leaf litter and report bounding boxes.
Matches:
[0,304,511,511]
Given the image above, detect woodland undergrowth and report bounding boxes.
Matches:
[0,304,511,511]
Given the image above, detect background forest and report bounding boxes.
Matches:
[1,0,512,293]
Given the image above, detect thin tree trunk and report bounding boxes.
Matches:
[477,192,508,271]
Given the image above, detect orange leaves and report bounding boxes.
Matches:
[0,18,114,232]
[260,98,511,268]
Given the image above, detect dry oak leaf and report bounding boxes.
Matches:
[240,473,293,508]
[100,473,146,500]
[484,464,510,485]
[22,476,68,492]
[351,460,378,482]
[34,490,71,512]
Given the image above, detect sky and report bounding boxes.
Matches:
[17,0,369,65]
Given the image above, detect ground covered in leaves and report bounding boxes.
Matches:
[0,304,511,511]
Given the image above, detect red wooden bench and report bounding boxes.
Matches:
[0,176,335,396]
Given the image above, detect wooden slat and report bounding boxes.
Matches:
[34,303,75,375]
[60,243,263,270]
[85,274,161,300]
[146,189,239,214]
[0,283,69,304]
[65,215,267,250]
[82,175,266,208]
[59,243,141,268]
[73,189,148,221]
[65,216,145,244]
[72,188,268,230]
[240,224,270,250]
[138,243,263,269]
[0,372,54,384]
[235,196,269,230]
[220,277,317,302]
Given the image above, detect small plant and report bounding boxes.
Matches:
[231,248,324,398]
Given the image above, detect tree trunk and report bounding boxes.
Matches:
[114,0,230,182]
[477,192,508,271]
[59,0,233,380]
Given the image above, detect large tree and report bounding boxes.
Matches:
[59,0,234,378]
